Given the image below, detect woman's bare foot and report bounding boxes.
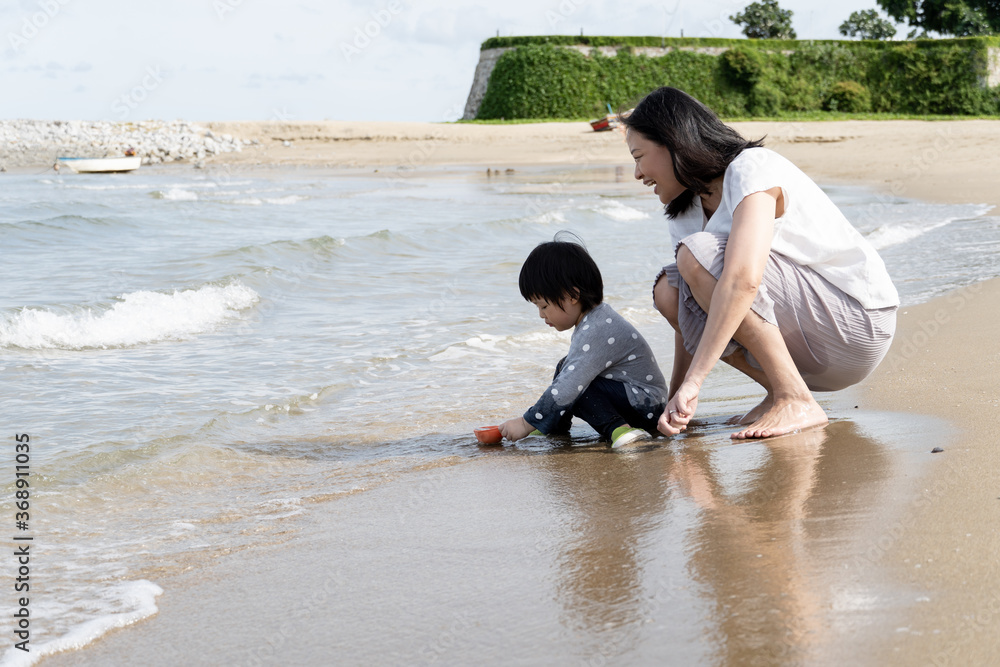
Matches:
[726,394,774,425]
[731,396,828,439]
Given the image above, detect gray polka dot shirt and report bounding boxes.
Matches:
[523,302,668,434]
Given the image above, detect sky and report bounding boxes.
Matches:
[2,0,898,122]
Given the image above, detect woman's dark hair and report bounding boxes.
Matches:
[519,236,603,313]
[621,87,764,218]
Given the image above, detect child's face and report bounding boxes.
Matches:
[530,295,583,332]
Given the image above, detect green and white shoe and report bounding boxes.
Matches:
[610,426,650,449]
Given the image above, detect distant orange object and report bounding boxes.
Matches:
[474,426,503,444]
[589,114,620,132]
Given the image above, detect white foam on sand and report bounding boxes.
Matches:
[0,282,259,350]
[0,580,163,667]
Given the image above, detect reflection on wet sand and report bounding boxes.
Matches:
[533,418,902,664]
[537,445,669,651]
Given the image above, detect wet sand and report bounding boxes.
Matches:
[855,278,1000,666]
[38,121,1000,665]
[45,410,954,666]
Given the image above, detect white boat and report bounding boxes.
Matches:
[57,156,142,173]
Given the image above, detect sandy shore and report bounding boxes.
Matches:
[855,279,1000,665]
[202,118,1000,212]
[36,120,1000,665]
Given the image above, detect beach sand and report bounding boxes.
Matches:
[42,120,1000,666]
[204,118,1000,211]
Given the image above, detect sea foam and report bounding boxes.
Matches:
[0,283,259,350]
[591,200,650,222]
[0,580,162,667]
[151,188,199,201]
[861,204,992,250]
[865,219,955,250]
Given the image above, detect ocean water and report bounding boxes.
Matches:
[0,164,997,664]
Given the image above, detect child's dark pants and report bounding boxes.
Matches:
[552,358,660,441]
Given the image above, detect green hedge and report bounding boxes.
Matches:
[475,36,1000,119]
[481,35,836,50]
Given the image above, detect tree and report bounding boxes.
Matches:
[840,9,898,39]
[876,0,1000,36]
[730,0,797,39]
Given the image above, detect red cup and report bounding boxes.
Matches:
[474,426,503,445]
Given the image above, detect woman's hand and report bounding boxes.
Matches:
[659,380,699,436]
[500,417,535,442]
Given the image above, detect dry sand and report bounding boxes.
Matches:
[41,120,1000,666]
[205,118,1000,211]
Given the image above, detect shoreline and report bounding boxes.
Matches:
[6,119,1000,212]
[210,118,1000,213]
[25,120,1000,665]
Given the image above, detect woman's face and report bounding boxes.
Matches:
[626,129,685,206]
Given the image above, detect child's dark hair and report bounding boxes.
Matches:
[518,237,603,312]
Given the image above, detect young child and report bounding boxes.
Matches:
[499,239,669,448]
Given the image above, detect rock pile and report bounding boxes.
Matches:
[0,120,256,169]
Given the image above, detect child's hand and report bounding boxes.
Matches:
[499,417,535,442]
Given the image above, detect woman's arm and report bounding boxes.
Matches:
[661,189,779,434]
[669,330,692,401]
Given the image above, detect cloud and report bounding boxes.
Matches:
[1,0,892,122]
[244,70,325,88]
[400,6,516,48]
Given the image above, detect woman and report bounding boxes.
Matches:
[623,87,898,439]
